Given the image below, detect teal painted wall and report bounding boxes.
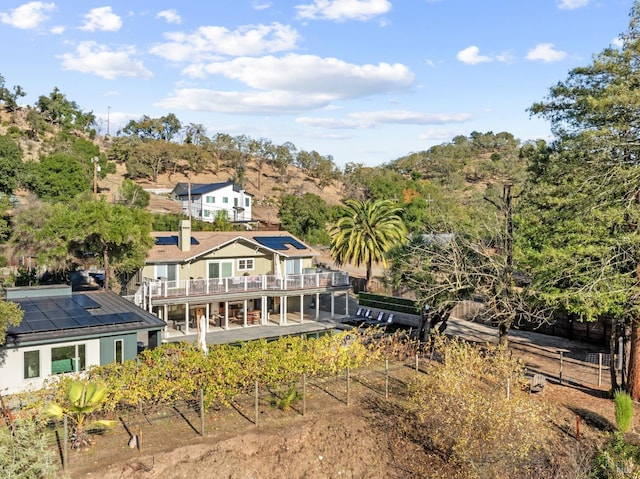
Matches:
[99,334,137,365]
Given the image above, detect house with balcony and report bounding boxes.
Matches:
[172,182,253,225]
[130,220,351,337]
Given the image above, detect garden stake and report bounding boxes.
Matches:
[200,388,205,437]
[63,415,68,471]
[302,374,306,416]
[346,367,350,406]
[255,380,259,426]
[385,359,389,399]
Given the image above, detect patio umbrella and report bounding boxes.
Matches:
[197,313,208,356]
[274,253,283,280]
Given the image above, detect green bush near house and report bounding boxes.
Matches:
[614,389,634,434]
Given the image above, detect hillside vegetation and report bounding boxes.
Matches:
[0,78,529,237]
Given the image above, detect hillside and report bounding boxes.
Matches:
[0,107,348,227]
[0,104,529,236]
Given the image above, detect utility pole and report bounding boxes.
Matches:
[92,157,99,199]
[107,106,111,136]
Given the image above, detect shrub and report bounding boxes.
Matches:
[409,336,550,478]
[0,416,58,478]
[614,389,634,434]
[592,433,640,478]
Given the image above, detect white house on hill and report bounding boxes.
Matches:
[172,182,253,225]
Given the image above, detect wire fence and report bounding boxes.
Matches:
[42,355,422,473]
[509,341,612,389]
[14,338,614,474]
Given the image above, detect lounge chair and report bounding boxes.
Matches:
[354,307,364,317]
[364,311,387,327]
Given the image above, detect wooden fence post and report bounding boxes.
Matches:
[559,351,564,385]
[199,388,205,437]
[346,367,350,406]
[63,415,68,472]
[385,359,389,399]
[598,353,603,387]
[255,380,259,426]
[302,374,306,416]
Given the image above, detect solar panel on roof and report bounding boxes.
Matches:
[43,309,71,321]
[156,236,178,245]
[72,294,100,309]
[35,300,59,311]
[54,297,78,309]
[11,322,32,334]
[51,318,80,329]
[254,236,307,251]
[28,319,57,333]
[155,236,200,246]
[75,315,104,327]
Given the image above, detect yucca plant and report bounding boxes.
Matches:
[270,385,302,411]
[45,379,115,449]
[614,389,634,434]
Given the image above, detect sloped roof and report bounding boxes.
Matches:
[4,289,165,346]
[147,231,319,263]
[172,182,254,197]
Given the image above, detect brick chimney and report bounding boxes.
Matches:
[179,219,191,252]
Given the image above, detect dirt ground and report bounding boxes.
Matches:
[63,352,626,479]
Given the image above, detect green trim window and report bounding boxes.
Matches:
[245,197,250,207]
[206,196,215,204]
[115,339,124,364]
[222,197,229,204]
[208,260,233,281]
[24,350,40,379]
[51,344,86,375]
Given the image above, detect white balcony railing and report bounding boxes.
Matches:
[146,271,349,301]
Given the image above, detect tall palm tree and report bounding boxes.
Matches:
[330,198,407,291]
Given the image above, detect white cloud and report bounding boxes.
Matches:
[297,110,472,129]
[252,1,272,10]
[58,42,153,79]
[526,43,567,62]
[296,0,392,22]
[557,0,588,10]
[149,23,300,61]
[50,25,65,34]
[456,46,492,65]
[157,9,181,24]
[80,6,122,32]
[351,110,471,125]
[192,54,414,98]
[159,55,413,115]
[0,2,55,29]
[419,128,466,142]
[612,36,624,48]
[158,89,331,114]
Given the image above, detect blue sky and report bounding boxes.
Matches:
[0,0,633,167]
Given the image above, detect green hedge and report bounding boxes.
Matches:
[358,293,420,315]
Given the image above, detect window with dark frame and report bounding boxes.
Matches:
[115,339,124,364]
[24,350,40,379]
